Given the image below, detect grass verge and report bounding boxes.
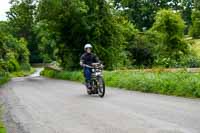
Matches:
[41,67,200,98]
[0,74,9,86]
[0,107,6,133]
[10,68,35,78]
[0,68,35,85]
[0,73,8,133]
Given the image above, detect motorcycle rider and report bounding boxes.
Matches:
[80,44,100,91]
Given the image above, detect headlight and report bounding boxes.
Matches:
[92,69,95,72]
[96,72,101,76]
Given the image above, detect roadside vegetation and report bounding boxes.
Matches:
[0,106,6,133]
[41,67,200,98]
[0,20,33,85]
[0,69,35,86]
[0,0,199,70]
[190,39,200,57]
[0,72,9,85]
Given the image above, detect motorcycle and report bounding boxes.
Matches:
[84,63,105,98]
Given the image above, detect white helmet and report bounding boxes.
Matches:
[84,44,92,49]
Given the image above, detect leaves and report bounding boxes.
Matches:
[151,9,188,62]
[0,21,30,72]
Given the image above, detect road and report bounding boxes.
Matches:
[0,69,200,133]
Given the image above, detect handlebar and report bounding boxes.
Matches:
[83,63,104,69]
[84,64,93,68]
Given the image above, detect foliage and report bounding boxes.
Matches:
[104,70,200,98]
[194,0,200,10]
[33,20,58,63]
[114,0,193,31]
[3,0,200,69]
[10,68,35,77]
[190,39,200,57]
[0,105,6,133]
[126,31,162,67]
[7,0,41,63]
[35,0,136,70]
[151,9,189,65]
[0,21,30,72]
[190,10,200,38]
[41,68,84,82]
[154,55,200,68]
[41,68,200,98]
[0,71,10,85]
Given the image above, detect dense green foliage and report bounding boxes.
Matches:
[1,0,200,70]
[41,68,200,98]
[127,9,199,68]
[189,0,200,38]
[7,0,41,63]
[0,72,9,85]
[190,10,200,38]
[151,9,189,67]
[0,21,30,72]
[35,0,135,70]
[0,21,31,85]
[114,0,193,31]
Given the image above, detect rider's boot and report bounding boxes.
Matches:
[86,80,92,91]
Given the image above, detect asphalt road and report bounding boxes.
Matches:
[0,69,200,133]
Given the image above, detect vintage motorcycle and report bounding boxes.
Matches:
[84,63,105,98]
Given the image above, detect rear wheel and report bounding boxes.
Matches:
[97,77,105,98]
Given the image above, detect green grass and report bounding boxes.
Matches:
[0,73,10,85]
[41,68,200,98]
[0,107,6,133]
[41,68,84,82]
[10,68,35,78]
[0,68,35,85]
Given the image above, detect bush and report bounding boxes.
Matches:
[0,29,30,73]
[41,68,200,98]
[127,32,163,67]
[20,63,31,71]
[154,55,200,68]
[151,9,189,63]
[7,59,20,72]
[180,55,200,68]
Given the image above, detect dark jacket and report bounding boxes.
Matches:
[80,53,99,66]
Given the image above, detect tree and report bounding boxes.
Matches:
[194,0,200,10]
[114,0,193,31]
[35,0,134,70]
[0,21,30,72]
[114,0,153,30]
[7,0,41,63]
[33,20,58,63]
[190,0,200,38]
[190,10,200,38]
[180,0,193,33]
[151,9,188,63]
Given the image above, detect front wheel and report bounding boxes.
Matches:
[97,77,105,98]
